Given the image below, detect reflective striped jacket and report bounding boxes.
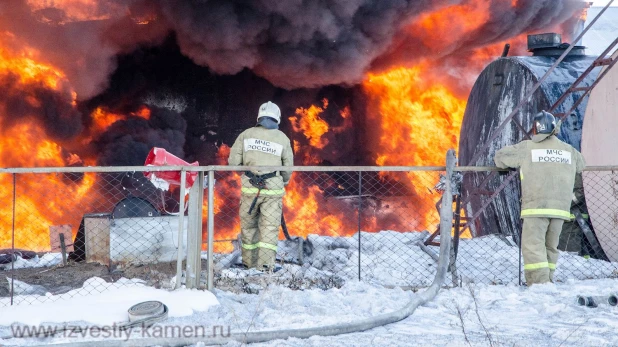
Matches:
[228,125,294,197]
[494,135,585,220]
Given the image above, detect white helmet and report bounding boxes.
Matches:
[257,101,281,124]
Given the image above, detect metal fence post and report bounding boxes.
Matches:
[175,169,187,289]
[449,194,461,287]
[358,171,362,281]
[186,171,204,289]
[207,170,215,291]
[516,171,523,286]
[11,173,16,305]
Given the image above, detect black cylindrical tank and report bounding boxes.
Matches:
[458,50,598,238]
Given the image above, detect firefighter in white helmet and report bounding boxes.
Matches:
[494,111,585,285]
[228,101,294,271]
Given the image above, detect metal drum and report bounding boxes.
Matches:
[458,40,598,238]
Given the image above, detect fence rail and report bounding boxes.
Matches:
[1,165,617,306]
[2,165,617,173]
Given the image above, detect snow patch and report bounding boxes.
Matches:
[0,277,219,326]
[0,253,62,270]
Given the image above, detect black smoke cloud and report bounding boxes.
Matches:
[150,0,454,89]
[0,72,82,141]
[94,106,187,166]
[133,0,585,90]
[456,0,582,48]
[0,0,585,97]
[397,0,582,57]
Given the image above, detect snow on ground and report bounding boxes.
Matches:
[2,278,618,346]
[2,232,618,346]
[0,253,62,270]
[221,278,618,347]
[0,277,218,327]
[267,231,617,288]
[4,232,617,290]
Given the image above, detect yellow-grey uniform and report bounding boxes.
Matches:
[495,134,585,285]
[228,126,293,269]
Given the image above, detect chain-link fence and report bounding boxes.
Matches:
[458,167,618,285]
[2,166,618,306]
[211,169,443,291]
[0,168,190,306]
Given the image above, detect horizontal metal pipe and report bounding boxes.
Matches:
[609,293,618,306]
[0,166,189,174]
[577,295,594,307]
[577,295,614,307]
[0,165,448,173]
[1,165,616,174]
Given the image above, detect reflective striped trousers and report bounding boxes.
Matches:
[522,217,564,285]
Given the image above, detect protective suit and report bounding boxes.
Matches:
[228,101,294,270]
[494,112,585,285]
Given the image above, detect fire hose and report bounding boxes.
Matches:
[281,213,314,264]
[40,150,457,347]
[1,301,169,340]
[123,301,169,329]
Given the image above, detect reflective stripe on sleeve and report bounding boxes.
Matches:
[521,209,571,219]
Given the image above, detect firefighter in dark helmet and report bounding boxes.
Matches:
[494,110,585,285]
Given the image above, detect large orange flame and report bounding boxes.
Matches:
[290,98,330,149]
[362,65,467,231]
[413,0,490,51]
[89,105,151,135]
[363,65,466,167]
[0,32,74,97]
[0,124,97,250]
[0,32,98,251]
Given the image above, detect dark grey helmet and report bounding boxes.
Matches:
[533,110,556,135]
